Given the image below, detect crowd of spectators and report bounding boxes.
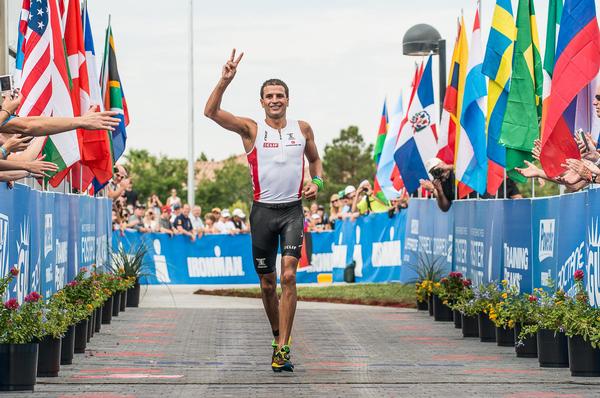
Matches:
[110,173,251,240]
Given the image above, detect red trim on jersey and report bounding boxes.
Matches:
[247,148,261,200]
[297,155,305,198]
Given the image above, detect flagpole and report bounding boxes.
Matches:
[187,0,195,207]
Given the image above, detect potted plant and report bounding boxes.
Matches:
[563,270,600,377]
[111,244,150,308]
[452,280,478,338]
[473,283,501,343]
[436,272,467,324]
[415,281,429,311]
[518,282,569,368]
[0,267,43,391]
[490,281,519,347]
[36,290,73,377]
[62,269,96,354]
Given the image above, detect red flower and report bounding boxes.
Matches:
[528,295,538,302]
[67,281,78,287]
[449,272,463,279]
[24,292,41,303]
[9,267,18,276]
[574,270,584,281]
[462,279,472,288]
[440,277,448,284]
[4,298,19,310]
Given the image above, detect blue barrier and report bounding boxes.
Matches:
[112,188,600,305]
[0,183,112,302]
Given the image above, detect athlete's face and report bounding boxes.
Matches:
[260,85,288,119]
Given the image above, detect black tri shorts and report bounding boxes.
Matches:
[249,200,304,275]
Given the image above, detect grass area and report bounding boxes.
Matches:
[195,283,416,308]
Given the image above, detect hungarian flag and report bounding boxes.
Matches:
[93,22,129,191]
[499,0,543,183]
[540,0,600,177]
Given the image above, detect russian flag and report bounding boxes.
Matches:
[456,9,488,197]
[393,55,438,193]
[540,0,600,177]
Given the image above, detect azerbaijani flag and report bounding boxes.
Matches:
[482,0,516,196]
[540,0,600,177]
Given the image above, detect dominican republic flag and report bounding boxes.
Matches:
[393,55,438,194]
[456,8,488,197]
[540,0,600,177]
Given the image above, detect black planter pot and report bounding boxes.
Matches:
[496,326,515,347]
[453,310,462,329]
[428,295,433,316]
[568,335,600,377]
[86,315,92,343]
[74,319,88,354]
[515,323,537,358]
[120,290,127,312]
[432,295,453,321]
[416,300,428,311]
[60,325,75,365]
[112,293,121,317]
[90,311,95,338]
[461,314,479,337]
[0,343,38,391]
[537,329,569,368]
[101,296,114,324]
[94,307,102,333]
[37,335,61,377]
[126,282,141,308]
[478,313,496,343]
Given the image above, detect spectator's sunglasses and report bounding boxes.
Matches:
[596,94,600,101]
[330,199,339,204]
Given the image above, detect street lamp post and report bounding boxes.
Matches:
[402,24,446,117]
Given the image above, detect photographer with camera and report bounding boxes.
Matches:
[350,179,390,216]
[419,158,455,212]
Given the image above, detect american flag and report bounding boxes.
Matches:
[17,0,80,174]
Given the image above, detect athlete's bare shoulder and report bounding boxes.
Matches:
[298,120,314,139]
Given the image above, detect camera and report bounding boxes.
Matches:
[430,166,444,179]
[0,75,14,95]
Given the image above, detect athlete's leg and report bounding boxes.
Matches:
[278,255,298,349]
[259,272,279,336]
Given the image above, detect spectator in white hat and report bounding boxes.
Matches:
[232,208,250,233]
[215,208,237,234]
[339,185,356,219]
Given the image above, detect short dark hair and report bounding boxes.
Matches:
[260,79,289,99]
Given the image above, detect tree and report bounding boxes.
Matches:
[196,157,253,211]
[321,125,376,205]
[123,149,188,203]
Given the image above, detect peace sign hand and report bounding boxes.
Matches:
[221,49,244,83]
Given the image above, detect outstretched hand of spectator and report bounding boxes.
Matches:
[575,132,599,162]
[3,134,32,153]
[26,154,58,177]
[556,168,585,185]
[79,107,121,131]
[1,90,21,115]
[515,160,542,178]
[562,158,593,181]
[532,139,542,161]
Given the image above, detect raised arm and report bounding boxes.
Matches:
[204,49,255,143]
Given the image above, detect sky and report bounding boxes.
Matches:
[6,0,559,161]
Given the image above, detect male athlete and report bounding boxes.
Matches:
[204,49,324,372]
